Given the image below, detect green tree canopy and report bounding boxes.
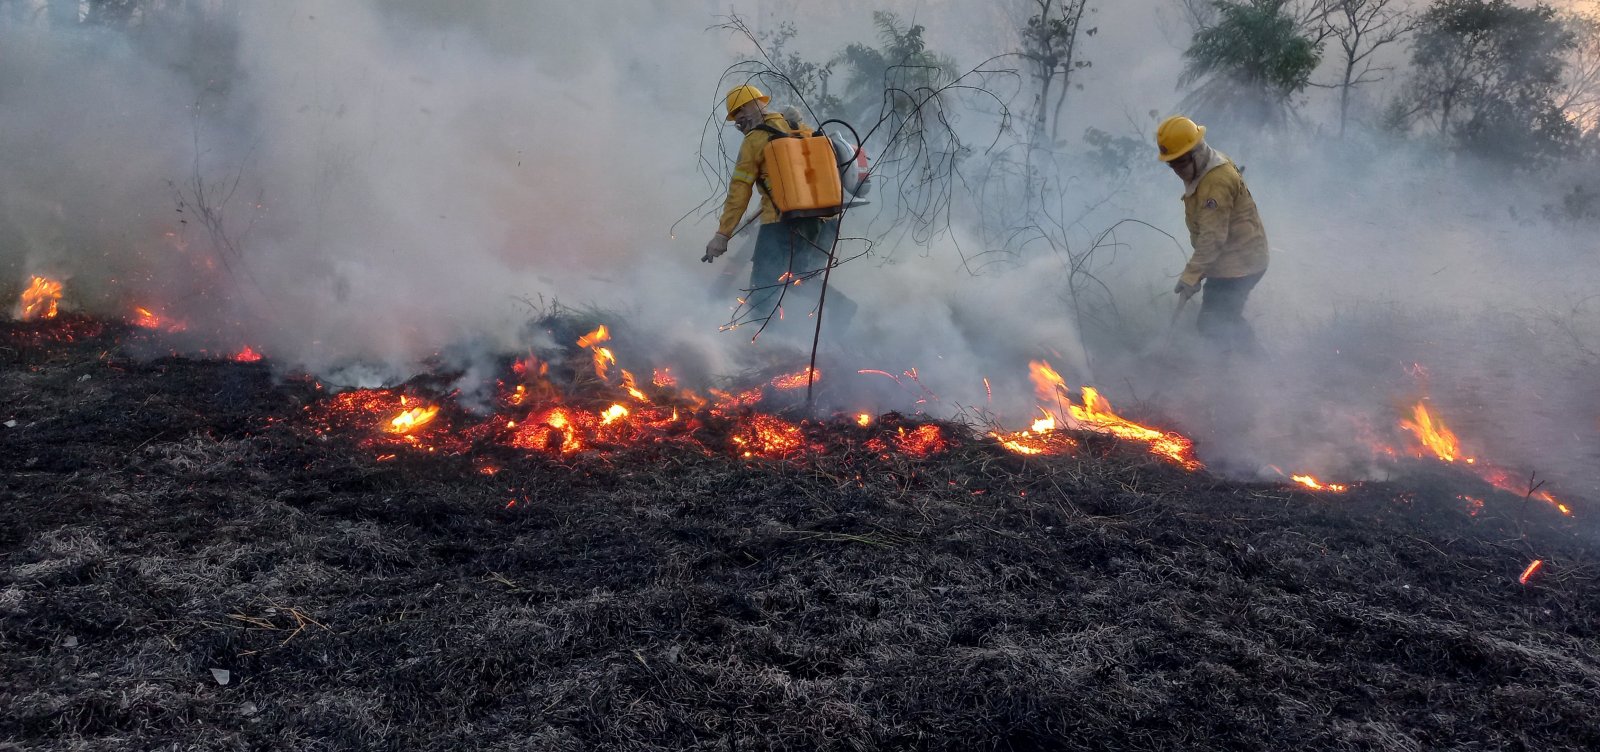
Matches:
[835,12,954,121]
[1400,0,1576,163]
[1179,0,1322,129]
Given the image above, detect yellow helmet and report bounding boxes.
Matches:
[724,84,770,121]
[1156,115,1207,162]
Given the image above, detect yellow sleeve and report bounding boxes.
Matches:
[717,134,765,237]
[1181,173,1236,286]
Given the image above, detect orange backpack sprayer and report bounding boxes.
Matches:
[754,118,863,222]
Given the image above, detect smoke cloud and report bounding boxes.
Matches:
[1,1,1595,500]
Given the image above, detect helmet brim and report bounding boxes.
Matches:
[725,94,772,121]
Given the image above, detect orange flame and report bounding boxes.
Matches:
[592,347,616,380]
[1400,403,1464,463]
[620,370,649,402]
[386,405,439,434]
[1400,402,1572,516]
[234,346,264,363]
[576,325,610,349]
[577,325,616,380]
[992,411,1071,456]
[1069,386,1201,470]
[19,276,63,321]
[1029,361,1066,407]
[856,413,873,427]
[599,403,630,425]
[771,367,820,390]
[1291,474,1348,493]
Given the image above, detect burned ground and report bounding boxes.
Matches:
[2,320,1597,751]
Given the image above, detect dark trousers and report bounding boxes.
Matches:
[746,218,838,327]
[1197,271,1263,354]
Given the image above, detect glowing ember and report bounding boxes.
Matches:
[894,424,949,457]
[1458,495,1485,516]
[513,356,549,378]
[710,386,764,416]
[129,306,186,332]
[1400,403,1463,463]
[1477,467,1574,516]
[133,307,164,329]
[1069,386,1201,470]
[234,346,264,363]
[1519,559,1543,585]
[509,407,590,454]
[730,414,804,458]
[652,367,677,388]
[386,405,439,435]
[771,367,820,390]
[18,276,63,321]
[1291,474,1348,493]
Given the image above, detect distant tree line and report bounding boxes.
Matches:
[12,0,1600,170]
[1177,0,1600,165]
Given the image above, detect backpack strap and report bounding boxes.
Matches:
[753,123,793,140]
[749,123,793,200]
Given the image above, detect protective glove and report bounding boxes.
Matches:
[1173,280,1200,300]
[702,233,729,263]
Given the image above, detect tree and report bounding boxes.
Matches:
[1017,0,1096,146]
[1179,0,1323,129]
[754,22,843,118]
[1557,11,1600,144]
[1400,0,1576,163]
[1319,0,1415,137]
[834,12,954,122]
[1170,0,1332,40]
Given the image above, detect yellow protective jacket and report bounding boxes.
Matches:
[716,111,809,237]
[1180,151,1270,286]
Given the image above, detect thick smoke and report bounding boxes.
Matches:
[1,1,1596,498]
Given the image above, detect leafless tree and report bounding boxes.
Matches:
[1017,0,1096,146]
[1176,0,1219,33]
[1557,11,1600,140]
[1319,0,1416,138]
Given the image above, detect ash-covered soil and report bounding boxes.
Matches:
[2,319,1598,751]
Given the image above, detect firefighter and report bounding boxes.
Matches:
[1158,115,1269,355]
[702,84,838,334]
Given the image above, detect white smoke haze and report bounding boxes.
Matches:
[1,1,1596,500]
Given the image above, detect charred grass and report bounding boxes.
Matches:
[2,320,1598,751]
